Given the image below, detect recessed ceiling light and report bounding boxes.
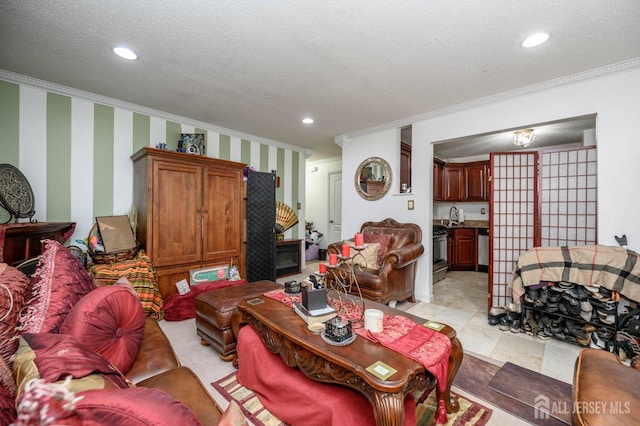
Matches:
[113,46,138,60]
[521,33,550,48]
[302,117,314,124]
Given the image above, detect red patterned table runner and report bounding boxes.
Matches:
[264,289,451,423]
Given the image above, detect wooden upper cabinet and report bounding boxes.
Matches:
[464,161,489,201]
[435,159,490,202]
[443,163,465,201]
[433,158,444,201]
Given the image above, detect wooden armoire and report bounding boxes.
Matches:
[131,147,245,298]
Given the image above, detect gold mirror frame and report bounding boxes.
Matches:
[354,157,392,201]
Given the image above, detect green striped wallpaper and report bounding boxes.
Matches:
[0,78,304,243]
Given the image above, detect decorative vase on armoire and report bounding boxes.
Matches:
[245,169,276,282]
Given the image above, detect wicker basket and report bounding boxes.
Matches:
[87,223,139,264]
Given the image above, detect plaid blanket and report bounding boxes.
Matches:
[510,245,640,309]
[89,250,164,320]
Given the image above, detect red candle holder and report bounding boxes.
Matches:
[341,244,350,258]
[355,233,364,247]
[329,253,338,266]
[319,263,327,274]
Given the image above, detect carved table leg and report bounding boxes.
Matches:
[437,336,463,413]
[371,391,405,426]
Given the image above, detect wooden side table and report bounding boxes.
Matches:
[0,222,75,266]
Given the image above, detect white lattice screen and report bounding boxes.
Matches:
[490,152,538,309]
[539,147,597,246]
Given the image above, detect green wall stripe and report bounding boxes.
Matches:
[260,144,269,172]
[241,139,251,164]
[93,104,114,217]
[132,112,150,153]
[0,80,20,166]
[46,93,72,221]
[0,81,19,223]
[219,134,230,160]
[291,151,300,237]
[166,121,180,151]
[276,148,284,202]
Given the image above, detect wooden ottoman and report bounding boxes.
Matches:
[195,280,282,361]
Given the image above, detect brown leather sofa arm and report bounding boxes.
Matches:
[126,318,180,383]
[383,243,424,269]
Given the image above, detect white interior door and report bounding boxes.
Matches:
[328,172,342,243]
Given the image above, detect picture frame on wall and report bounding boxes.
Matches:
[178,133,206,156]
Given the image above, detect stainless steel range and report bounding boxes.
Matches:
[433,225,448,283]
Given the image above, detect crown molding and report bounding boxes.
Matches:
[340,57,640,140]
[0,69,308,155]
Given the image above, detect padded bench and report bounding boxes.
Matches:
[195,280,282,360]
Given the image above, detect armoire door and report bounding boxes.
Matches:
[151,160,202,267]
[202,166,243,263]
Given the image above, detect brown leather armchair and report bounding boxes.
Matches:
[327,218,424,305]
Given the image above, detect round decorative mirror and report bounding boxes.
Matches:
[354,157,392,201]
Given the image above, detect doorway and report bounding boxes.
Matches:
[328,171,342,244]
[432,115,597,311]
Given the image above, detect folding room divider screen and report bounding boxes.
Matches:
[489,146,598,310]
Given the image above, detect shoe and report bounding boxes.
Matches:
[539,287,549,304]
[499,316,511,331]
[549,292,562,303]
[510,319,522,333]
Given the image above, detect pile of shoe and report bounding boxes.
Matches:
[519,281,620,347]
[488,305,522,333]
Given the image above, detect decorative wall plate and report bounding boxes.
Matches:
[0,163,36,223]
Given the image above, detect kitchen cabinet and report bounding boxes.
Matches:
[464,161,490,201]
[433,158,444,201]
[443,163,465,201]
[447,228,476,271]
[435,160,490,202]
[132,147,245,298]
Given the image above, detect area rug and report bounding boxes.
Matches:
[212,371,492,426]
[487,362,572,424]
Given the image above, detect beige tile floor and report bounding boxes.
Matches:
[290,263,582,384]
[405,270,583,384]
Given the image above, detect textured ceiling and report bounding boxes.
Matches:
[1,1,639,160]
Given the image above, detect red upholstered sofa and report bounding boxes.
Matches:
[327,218,424,305]
[1,240,236,425]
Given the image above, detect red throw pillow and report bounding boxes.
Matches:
[0,385,16,426]
[59,282,145,373]
[13,383,200,425]
[363,233,392,267]
[73,388,201,425]
[13,333,132,399]
[18,240,96,334]
[0,263,32,368]
[0,357,15,396]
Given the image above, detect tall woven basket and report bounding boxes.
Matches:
[87,223,139,264]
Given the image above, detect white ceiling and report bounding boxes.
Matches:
[1,1,639,160]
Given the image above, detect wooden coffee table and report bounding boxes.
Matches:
[232,295,463,425]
